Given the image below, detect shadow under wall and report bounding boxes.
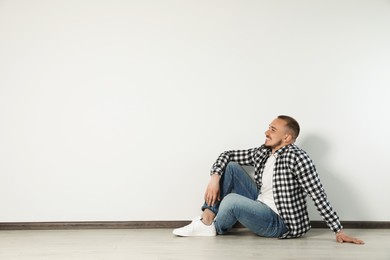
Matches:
[299,134,365,222]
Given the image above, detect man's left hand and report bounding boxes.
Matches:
[336,230,365,244]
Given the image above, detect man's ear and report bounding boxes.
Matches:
[284,134,292,143]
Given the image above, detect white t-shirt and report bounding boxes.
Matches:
[257,154,280,215]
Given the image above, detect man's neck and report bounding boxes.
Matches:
[272,143,292,154]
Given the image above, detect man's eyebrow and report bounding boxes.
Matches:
[269,125,277,130]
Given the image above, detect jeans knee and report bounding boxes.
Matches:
[225,162,239,170]
[224,162,240,176]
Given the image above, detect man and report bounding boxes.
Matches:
[173,115,364,244]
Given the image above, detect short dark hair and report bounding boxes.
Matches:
[277,115,300,141]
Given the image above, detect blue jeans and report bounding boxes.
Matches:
[202,162,288,237]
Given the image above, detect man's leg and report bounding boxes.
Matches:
[201,162,258,216]
[215,193,288,237]
[173,162,258,236]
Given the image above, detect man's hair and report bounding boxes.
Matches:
[277,115,300,141]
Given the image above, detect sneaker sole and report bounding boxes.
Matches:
[172,230,216,237]
[173,233,216,237]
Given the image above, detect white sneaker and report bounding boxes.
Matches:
[173,217,216,237]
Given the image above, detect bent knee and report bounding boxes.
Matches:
[224,162,242,177]
[225,162,240,170]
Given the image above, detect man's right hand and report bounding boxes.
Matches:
[204,174,221,206]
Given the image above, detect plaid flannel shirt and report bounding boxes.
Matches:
[210,144,343,238]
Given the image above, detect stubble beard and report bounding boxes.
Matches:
[264,139,283,150]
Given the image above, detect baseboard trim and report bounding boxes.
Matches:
[0,220,388,230]
[310,221,390,229]
[0,221,190,230]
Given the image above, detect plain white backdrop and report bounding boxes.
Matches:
[0,0,389,222]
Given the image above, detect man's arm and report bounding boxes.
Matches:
[210,148,258,175]
[294,152,364,244]
[206,148,258,206]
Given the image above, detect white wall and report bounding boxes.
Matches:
[0,0,389,222]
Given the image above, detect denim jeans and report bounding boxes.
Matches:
[202,162,288,237]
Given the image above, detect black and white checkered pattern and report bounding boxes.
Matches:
[210,144,343,238]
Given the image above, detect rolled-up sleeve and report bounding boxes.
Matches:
[210,148,257,175]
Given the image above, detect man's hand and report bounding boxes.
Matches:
[336,230,365,244]
[204,174,221,206]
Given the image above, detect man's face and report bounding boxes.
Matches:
[264,118,289,152]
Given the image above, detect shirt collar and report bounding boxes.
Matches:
[274,144,293,157]
[262,144,294,158]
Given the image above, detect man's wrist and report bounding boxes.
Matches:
[211,173,221,178]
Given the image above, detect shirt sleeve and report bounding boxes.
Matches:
[210,148,258,175]
[294,152,343,233]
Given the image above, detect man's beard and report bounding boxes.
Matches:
[264,139,283,150]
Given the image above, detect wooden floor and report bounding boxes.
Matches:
[0,228,389,259]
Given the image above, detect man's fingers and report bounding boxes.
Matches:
[209,195,216,206]
[205,193,217,206]
[351,237,365,244]
[336,234,365,245]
